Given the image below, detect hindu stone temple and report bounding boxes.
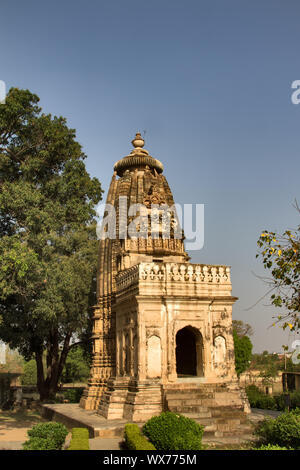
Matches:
[80,133,250,436]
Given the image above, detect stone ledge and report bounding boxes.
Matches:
[40,403,127,438]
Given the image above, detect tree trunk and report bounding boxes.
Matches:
[35,331,72,401]
[35,350,48,401]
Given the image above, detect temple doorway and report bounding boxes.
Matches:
[176,326,204,377]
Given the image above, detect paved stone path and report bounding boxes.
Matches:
[248,408,281,423]
[89,438,122,450]
[0,440,23,450]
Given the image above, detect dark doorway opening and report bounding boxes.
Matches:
[176,327,198,376]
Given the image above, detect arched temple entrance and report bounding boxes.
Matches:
[176,326,204,377]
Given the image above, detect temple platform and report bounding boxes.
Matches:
[39,403,274,446]
[40,403,126,438]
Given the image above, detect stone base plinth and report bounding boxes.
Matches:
[98,377,163,421]
[98,377,131,420]
[123,379,163,422]
[80,379,108,410]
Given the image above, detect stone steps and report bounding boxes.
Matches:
[164,386,227,393]
[166,399,216,407]
[165,393,215,400]
[170,405,213,415]
[163,384,251,439]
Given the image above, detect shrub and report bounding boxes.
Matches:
[246,385,278,410]
[23,437,58,450]
[143,412,204,451]
[255,443,289,450]
[248,387,300,412]
[124,424,156,450]
[255,417,276,443]
[274,394,286,411]
[68,439,90,450]
[291,391,300,409]
[24,422,68,450]
[67,427,90,450]
[72,428,89,439]
[246,384,261,396]
[255,395,277,410]
[272,391,300,411]
[245,385,262,408]
[255,410,300,449]
[62,388,84,403]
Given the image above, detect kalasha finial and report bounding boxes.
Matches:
[131,132,145,148]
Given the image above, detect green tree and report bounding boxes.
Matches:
[256,209,300,331]
[233,330,253,376]
[61,346,90,384]
[0,88,102,400]
[251,351,279,368]
[232,320,254,338]
[22,359,37,385]
[258,362,278,388]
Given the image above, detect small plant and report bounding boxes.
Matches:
[62,388,84,403]
[245,384,262,408]
[254,443,289,450]
[67,427,90,450]
[23,437,58,450]
[255,395,277,410]
[274,394,286,411]
[71,428,89,439]
[245,385,300,411]
[246,385,278,410]
[291,391,300,410]
[143,411,204,450]
[23,421,68,450]
[124,424,156,450]
[255,409,300,449]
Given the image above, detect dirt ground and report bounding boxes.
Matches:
[0,409,45,448]
[0,408,120,450]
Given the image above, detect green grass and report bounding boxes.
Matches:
[205,442,255,451]
[67,427,90,450]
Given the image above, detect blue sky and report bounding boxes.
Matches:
[1,0,300,352]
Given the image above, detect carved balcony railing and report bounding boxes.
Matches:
[116,262,232,297]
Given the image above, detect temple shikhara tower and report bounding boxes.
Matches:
[80,133,250,435]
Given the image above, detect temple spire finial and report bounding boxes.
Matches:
[131,132,144,148]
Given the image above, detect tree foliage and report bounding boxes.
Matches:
[21,359,37,385]
[256,211,300,331]
[0,88,102,400]
[233,330,253,376]
[251,350,300,374]
[232,320,254,338]
[61,346,90,384]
